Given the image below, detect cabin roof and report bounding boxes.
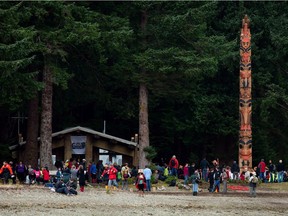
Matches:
[9,126,137,150]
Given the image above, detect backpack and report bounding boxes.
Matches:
[252,176,258,183]
[214,171,221,180]
[171,159,176,167]
[169,179,176,186]
[117,171,122,180]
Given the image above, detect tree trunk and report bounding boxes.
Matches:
[139,83,150,169]
[22,96,39,168]
[138,10,150,169]
[40,63,53,169]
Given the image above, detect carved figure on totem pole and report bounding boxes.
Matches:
[239,15,252,171]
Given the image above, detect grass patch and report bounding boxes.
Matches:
[258,182,288,191]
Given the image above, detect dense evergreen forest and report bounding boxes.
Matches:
[1,1,288,167]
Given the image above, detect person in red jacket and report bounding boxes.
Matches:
[0,161,14,184]
[101,163,118,190]
[169,155,179,176]
[258,159,266,181]
[42,167,50,184]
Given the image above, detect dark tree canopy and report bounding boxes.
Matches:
[1,1,288,167]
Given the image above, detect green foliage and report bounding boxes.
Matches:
[0,142,11,161]
[0,3,42,110]
[164,175,177,185]
[143,146,157,162]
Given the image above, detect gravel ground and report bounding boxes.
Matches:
[0,185,288,216]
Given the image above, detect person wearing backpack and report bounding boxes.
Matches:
[249,172,258,197]
[169,155,179,177]
[121,163,130,190]
[212,166,222,193]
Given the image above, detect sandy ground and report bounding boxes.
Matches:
[0,184,288,216]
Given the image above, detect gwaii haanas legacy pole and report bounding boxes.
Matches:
[239,15,252,171]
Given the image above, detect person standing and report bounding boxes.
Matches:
[81,159,87,170]
[77,165,86,192]
[257,159,266,182]
[90,162,97,183]
[249,172,258,197]
[169,155,179,177]
[143,165,152,191]
[268,160,276,183]
[101,163,118,190]
[200,158,210,182]
[222,168,229,193]
[208,167,215,192]
[136,169,146,197]
[121,163,130,190]
[191,170,200,196]
[183,163,190,186]
[212,166,222,193]
[277,160,285,183]
[231,161,240,180]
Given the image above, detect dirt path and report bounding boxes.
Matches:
[0,185,287,216]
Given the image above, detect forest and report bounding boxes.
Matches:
[0,1,288,168]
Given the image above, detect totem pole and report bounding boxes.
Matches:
[239,15,252,171]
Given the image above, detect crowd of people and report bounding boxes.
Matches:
[0,156,287,197]
[0,161,50,185]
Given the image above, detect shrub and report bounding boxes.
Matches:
[164,175,177,185]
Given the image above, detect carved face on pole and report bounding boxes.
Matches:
[239,136,252,170]
[240,22,251,50]
[239,99,252,131]
[239,137,252,161]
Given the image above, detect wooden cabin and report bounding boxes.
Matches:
[10,126,139,166]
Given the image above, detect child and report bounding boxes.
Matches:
[136,169,146,197]
[249,172,258,197]
[191,170,200,196]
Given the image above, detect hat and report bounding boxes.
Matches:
[82,159,86,161]
[279,160,282,163]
